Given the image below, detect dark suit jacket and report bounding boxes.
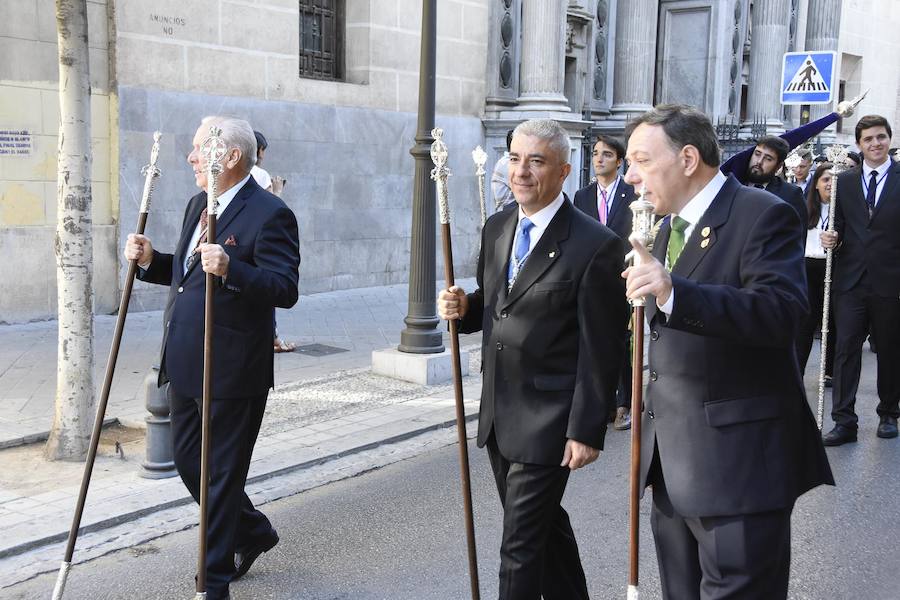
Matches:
[764,177,807,241]
[832,162,900,296]
[459,199,629,465]
[140,177,301,399]
[640,176,833,517]
[573,178,638,252]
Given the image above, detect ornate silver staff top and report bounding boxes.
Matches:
[836,88,869,118]
[472,145,488,227]
[784,150,802,184]
[627,186,655,308]
[471,146,487,177]
[825,144,850,175]
[138,131,162,214]
[200,126,227,216]
[431,127,452,225]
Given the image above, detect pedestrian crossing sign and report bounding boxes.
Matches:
[781,51,836,104]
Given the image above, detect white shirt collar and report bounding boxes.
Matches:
[212,172,252,215]
[864,158,891,179]
[517,192,565,230]
[675,171,727,228]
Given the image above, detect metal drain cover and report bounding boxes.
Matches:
[294,343,349,357]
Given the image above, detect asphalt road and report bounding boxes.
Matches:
[6,416,899,599]
[6,348,899,599]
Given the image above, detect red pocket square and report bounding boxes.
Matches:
[224,235,237,246]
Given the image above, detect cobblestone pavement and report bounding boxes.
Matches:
[0,278,477,447]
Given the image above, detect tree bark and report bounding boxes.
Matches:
[45,0,94,461]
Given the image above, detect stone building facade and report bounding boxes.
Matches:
[0,0,898,322]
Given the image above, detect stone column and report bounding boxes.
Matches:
[745,0,792,133]
[516,0,569,111]
[806,0,841,124]
[608,0,658,121]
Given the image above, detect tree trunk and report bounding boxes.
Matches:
[45,0,94,461]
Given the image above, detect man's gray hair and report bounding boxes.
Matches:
[512,118,571,164]
[200,115,257,172]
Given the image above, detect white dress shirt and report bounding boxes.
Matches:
[861,158,891,207]
[805,202,829,259]
[596,176,620,222]
[251,165,271,190]
[511,193,565,260]
[658,171,727,315]
[182,173,250,272]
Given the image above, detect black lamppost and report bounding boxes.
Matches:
[399,0,444,354]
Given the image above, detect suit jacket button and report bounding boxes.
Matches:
[649,371,658,381]
[648,410,655,419]
[177,286,184,293]
[650,330,659,341]
[496,342,503,351]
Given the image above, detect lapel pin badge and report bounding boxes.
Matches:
[700,238,710,249]
[701,226,711,238]
[549,251,557,258]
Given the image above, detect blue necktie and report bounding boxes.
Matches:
[508,217,535,282]
[866,170,878,216]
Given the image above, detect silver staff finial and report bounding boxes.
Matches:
[836,89,869,118]
[431,128,452,225]
[200,126,227,176]
[472,146,487,176]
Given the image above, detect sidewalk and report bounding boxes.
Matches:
[0,279,478,448]
[0,279,482,588]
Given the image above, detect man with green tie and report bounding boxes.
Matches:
[621,104,833,599]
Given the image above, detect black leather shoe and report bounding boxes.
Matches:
[233,530,279,580]
[877,416,899,439]
[822,426,857,446]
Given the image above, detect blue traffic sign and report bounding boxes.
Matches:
[781,51,835,104]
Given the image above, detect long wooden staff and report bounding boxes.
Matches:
[816,146,849,429]
[432,128,480,600]
[626,191,655,600]
[471,145,487,227]
[52,133,162,600]
[195,126,226,600]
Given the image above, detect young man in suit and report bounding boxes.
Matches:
[821,114,900,444]
[746,135,808,239]
[622,104,833,599]
[574,135,637,430]
[125,116,300,600]
[438,118,629,600]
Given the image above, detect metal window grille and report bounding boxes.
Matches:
[299,0,343,81]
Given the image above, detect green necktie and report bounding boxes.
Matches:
[667,215,690,269]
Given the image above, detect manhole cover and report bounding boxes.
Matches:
[294,343,349,357]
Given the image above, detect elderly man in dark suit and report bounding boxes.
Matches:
[438,118,629,600]
[821,114,900,445]
[622,104,833,599]
[125,116,300,600]
[574,135,637,430]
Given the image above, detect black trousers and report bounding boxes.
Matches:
[831,276,900,429]
[616,330,633,410]
[169,387,275,596]
[796,257,834,377]
[486,433,589,600]
[649,469,792,600]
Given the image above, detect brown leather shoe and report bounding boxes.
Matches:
[613,407,632,431]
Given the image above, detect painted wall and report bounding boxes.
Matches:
[0,0,116,322]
